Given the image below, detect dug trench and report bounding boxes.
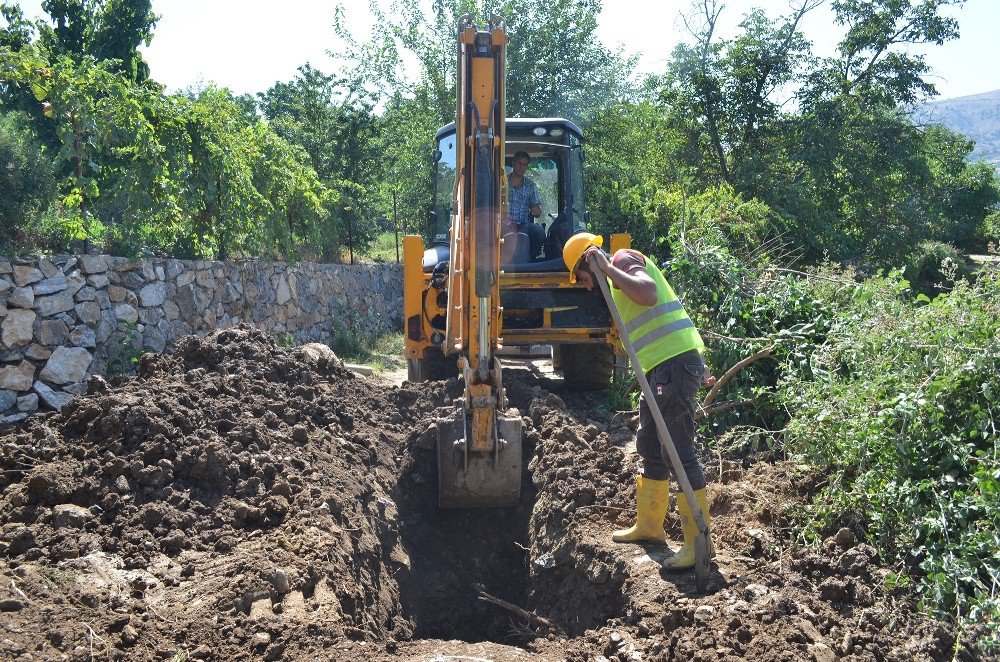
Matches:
[0,327,974,660]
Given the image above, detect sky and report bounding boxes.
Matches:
[8,0,1000,101]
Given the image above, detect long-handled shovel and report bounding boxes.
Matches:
[588,253,711,592]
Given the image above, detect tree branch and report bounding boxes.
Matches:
[702,345,774,410]
[473,583,565,637]
[696,396,767,421]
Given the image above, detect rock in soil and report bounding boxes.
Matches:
[0,326,974,660]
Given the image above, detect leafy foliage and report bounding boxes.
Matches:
[0,108,57,251]
[777,269,1000,644]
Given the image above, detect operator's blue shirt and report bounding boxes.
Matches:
[508,177,541,227]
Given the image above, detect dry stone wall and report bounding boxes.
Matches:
[0,255,402,423]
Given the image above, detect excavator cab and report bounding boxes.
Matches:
[429,118,589,267]
[402,17,628,508]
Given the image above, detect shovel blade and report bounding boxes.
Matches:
[694,532,711,592]
[437,409,522,508]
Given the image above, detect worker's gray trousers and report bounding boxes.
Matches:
[635,349,707,490]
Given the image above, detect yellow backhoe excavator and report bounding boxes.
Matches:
[402,15,630,507]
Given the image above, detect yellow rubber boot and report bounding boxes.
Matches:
[662,488,714,570]
[612,476,670,544]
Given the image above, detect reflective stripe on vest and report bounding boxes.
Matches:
[610,254,704,373]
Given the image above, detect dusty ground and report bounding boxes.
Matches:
[0,327,980,660]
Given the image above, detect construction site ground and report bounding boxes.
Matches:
[0,327,964,660]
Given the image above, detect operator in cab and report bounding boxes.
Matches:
[505,150,545,261]
[563,232,716,570]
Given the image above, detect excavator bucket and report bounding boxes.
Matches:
[437,409,522,508]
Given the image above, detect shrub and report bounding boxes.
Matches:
[779,269,1000,647]
[905,240,971,297]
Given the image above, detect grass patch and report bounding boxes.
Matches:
[329,315,404,372]
[359,230,402,264]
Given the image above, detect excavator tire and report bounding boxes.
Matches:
[555,343,614,391]
[407,347,456,382]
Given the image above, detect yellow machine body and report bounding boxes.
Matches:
[402,16,630,508]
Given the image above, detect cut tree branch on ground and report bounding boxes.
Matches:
[473,583,565,637]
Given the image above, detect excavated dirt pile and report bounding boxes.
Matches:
[0,327,973,660]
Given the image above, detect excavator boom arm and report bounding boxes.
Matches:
[437,15,522,508]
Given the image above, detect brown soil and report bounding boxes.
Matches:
[0,327,977,661]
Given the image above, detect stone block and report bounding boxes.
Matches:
[163,299,180,320]
[1,309,35,347]
[114,303,139,325]
[25,344,51,361]
[139,282,167,307]
[2,413,27,424]
[69,326,96,348]
[143,329,166,353]
[141,261,156,281]
[276,277,291,305]
[96,320,114,343]
[65,271,85,296]
[40,347,92,384]
[87,273,110,289]
[74,285,97,302]
[114,258,141,271]
[78,255,108,274]
[195,270,215,288]
[155,265,165,280]
[75,301,101,325]
[0,390,15,412]
[63,381,87,396]
[40,320,70,346]
[32,274,67,296]
[0,261,11,274]
[0,279,11,294]
[16,393,38,412]
[12,266,43,287]
[0,361,36,392]
[34,381,73,411]
[138,306,163,326]
[95,290,111,311]
[166,260,184,279]
[123,271,144,291]
[177,284,212,318]
[108,286,128,303]
[34,291,75,316]
[176,271,196,287]
[37,257,58,278]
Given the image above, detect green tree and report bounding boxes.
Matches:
[257,64,380,257]
[0,3,33,51]
[38,0,158,81]
[0,109,57,251]
[920,123,1000,251]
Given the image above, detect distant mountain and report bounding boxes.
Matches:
[919,90,1000,165]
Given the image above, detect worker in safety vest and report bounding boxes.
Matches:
[563,232,715,570]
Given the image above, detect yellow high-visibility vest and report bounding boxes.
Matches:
[609,254,704,373]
